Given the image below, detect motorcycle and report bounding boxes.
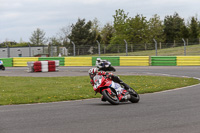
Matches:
[97,60,116,72]
[93,75,140,105]
[0,65,5,70]
[0,60,5,71]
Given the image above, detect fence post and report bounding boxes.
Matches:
[96,40,101,56]
[124,39,128,56]
[153,39,157,56]
[182,38,186,56]
[4,43,10,58]
[50,42,53,57]
[28,43,31,57]
[72,41,76,56]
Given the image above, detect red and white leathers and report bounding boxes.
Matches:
[89,70,130,102]
[90,71,113,86]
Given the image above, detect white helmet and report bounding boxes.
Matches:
[97,58,101,61]
[88,68,98,79]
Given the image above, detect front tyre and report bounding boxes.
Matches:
[128,88,140,103]
[102,90,119,105]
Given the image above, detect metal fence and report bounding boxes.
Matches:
[67,39,200,56]
[1,39,200,57]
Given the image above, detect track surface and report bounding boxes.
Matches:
[1,66,200,133]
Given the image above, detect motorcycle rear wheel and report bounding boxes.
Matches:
[102,90,119,105]
[0,65,5,71]
[128,88,140,103]
[2,66,5,70]
[108,66,116,72]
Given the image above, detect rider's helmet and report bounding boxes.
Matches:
[96,58,101,63]
[0,60,3,65]
[88,68,98,79]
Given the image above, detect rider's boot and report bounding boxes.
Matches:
[101,96,106,102]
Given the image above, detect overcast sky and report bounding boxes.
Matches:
[1,0,200,43]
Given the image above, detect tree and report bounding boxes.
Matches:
[164,12,185,43]
[180,24,189,40]
[189,16,199,43]
[29,28,47,45]
[110,9,129,44]
[100,23,115,44]
[126,14,148,44]
[49,36,61,46]
[148,14,165,43]
[57,25,72,46]
[91,18,101,42]
[68,18,96,55]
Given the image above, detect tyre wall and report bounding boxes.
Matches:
[120,56,149,66]
[177,56,200,66]
[0,58,13,67]
[3,56,200,67]
[151,56,177,66]
[13,57,38,66]
[64,57,92,66]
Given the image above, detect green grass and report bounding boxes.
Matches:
[0,76,199,105]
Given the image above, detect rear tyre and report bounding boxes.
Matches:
[102,90,119,105]
[1,65,5,71]
[108,66,116,72]
[128,88,140,103]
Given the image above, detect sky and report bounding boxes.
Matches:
[1,0,200,43]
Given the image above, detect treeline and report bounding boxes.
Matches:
[1,9,200,54]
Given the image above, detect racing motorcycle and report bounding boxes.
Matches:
[97,60,116,72]
[0,60,5,70]
[93,75,140,105]
[0,65,5,70]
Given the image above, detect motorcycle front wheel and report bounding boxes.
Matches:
[128,88,140,103]
[102,90,119,105]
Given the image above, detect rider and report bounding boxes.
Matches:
[0,60,3,66]
[88,68,131,101]
[0,60,5,70]
[88,68,131,91]
[96,58,103,68]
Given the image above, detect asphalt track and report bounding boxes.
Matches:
[1,66,200,133]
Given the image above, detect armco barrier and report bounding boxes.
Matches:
[151,56,176,66]
[0,58,13,67]
[39,57,65,66]
[65,57,92,66]
[120,56,149,66]
[13,57,38,66]
[177,56,200,66]
[92,57,120,66]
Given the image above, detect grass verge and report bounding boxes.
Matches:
[0,76,199,105]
